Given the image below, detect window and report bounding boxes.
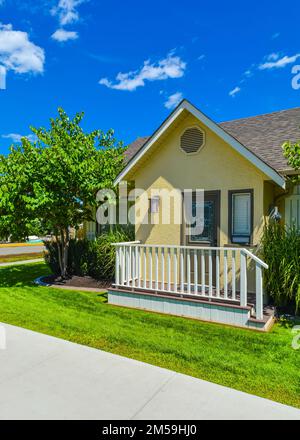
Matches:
[229,190,253,245]
[285,194,300,230]
[149,196,160,214]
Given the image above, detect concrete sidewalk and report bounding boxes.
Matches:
[0,323,299,420]
[0,245,44,256]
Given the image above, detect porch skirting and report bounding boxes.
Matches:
[108,288,274,331]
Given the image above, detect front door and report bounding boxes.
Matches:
[185,190,220,247]
[183,191,220,289]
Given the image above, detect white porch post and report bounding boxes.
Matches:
[255,263,264,320]
[115,245,120,286]
[240,251,247,307]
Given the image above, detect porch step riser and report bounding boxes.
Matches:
[108,289,273,331]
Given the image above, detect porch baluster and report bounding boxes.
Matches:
[180,248,184,293]
[187,250,191,294]
[143,247,147,289]
[194,250,198,295]
[155,248,159,291]
[231,250,236,300]
[208,250,213,297]
[173,248,178,292]
[161,247,165,291]
[201,250,205,296]
[167,247,171,292]
[224,250,228,299]
[216,250,220,297]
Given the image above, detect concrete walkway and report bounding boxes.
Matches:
[0,258,44,267]
[0,245,44,256]
[0,323,299,420]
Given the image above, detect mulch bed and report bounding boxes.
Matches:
[43,274,112,290]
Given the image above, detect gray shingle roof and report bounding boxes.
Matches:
[126,107,300,172]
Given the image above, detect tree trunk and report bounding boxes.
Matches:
[63,227,70,279]
[53,226,72,279]
[55,234,63,278]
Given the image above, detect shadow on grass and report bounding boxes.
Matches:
[99,292,108,303]
[0,263,50,288]
[277,315,300,329]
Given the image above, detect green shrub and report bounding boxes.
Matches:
[67,239,90,276]
[261,222,300,313]
[45,229,134,280]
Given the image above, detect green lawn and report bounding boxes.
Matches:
[0,262,299,408]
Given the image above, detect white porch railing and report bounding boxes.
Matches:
[112,242,268,320]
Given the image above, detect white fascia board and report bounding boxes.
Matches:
[114,105,185,185]
[184,101,286,189]
[115,100,286,189]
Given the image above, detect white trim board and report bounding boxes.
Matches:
[115,100,286,189]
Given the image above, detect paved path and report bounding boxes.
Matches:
[0,259,44,267]
[0,245,44,256]
[0,323,299,420]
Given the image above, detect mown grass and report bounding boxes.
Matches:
[0,262,299,408]
[0,253,44,264]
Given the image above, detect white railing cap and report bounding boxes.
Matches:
[242,249,268,269]
[112,241,141,246]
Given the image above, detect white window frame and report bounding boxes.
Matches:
[229,189,253,245]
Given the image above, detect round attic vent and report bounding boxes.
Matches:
[180,127,205,154]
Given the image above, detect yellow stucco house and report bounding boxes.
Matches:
[91,100,300,330]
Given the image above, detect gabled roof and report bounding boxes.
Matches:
[116,100,290,188]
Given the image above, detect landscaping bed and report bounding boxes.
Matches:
[43,274,112,290]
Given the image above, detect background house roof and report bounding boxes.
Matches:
[126,107,300,172]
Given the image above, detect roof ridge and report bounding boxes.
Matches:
[220,106,300,125]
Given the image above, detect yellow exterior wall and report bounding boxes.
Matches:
[132,113,272,248]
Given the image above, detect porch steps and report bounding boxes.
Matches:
[108,287,275,332]
[247,305,276,331]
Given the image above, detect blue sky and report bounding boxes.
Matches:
[0,0,299,154]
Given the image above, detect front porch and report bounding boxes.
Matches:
[109,242,275,331]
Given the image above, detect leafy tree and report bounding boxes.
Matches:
[283,137,300,183]
[0,108,125,277]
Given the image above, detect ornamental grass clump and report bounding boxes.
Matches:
[261,222,300,313]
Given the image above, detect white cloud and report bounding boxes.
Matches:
[259,53,300,70]
[197,54,205,61]
[164,92,183,109]
[244,69,252,77]
[2,133,37,143]
[266,53,280,61]
[51,0,87,26]
[0,23,45,74]
[51,28,78,42]
[99,53,186,91]
[229,86,241,97]
[271,32,280,40]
